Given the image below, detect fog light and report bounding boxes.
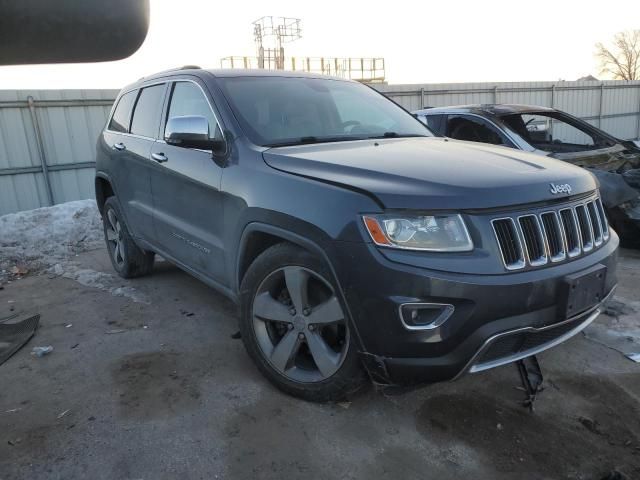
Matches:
[399,303,454,330]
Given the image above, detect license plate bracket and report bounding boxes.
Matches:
[560,264,607,319]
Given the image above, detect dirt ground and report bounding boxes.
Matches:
[0,248,639,480]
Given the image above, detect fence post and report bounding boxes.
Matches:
[550,84,556,108]
[493,86,499,104]
[420,88,425,109]
[598,83,604,128]
[637,84,640,139]
[27,96,54,206]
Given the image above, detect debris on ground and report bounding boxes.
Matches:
[31,345,53,357]
[603,298,636,318]
[105,329,126,335]
[0,314,41,365]
[57,409,70,419]
[601,471,629,480]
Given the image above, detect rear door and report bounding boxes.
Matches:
[103,87,159,241]
[149,80,226,283]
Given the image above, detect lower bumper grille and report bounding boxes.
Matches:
[461,289,612,376]
[476,318,581,365]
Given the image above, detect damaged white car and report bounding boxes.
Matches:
[414,104,640,245]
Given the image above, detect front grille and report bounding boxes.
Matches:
[492,195,608,270]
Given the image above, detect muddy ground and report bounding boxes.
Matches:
[0,248,639,480]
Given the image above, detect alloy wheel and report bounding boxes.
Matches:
[105,209,125,267]
[251,266,349,383]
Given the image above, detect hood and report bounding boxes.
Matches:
[263,137,597,210]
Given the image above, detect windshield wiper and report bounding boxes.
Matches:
[366,132,430,139]
[265,135,364,148]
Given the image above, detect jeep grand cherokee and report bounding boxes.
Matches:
[95,67,618,401]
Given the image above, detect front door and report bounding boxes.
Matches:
[150,80,226,283]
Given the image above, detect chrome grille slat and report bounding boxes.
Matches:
[559,208,581,257]
[493,195,607,270]
[518,215,547,266]
[595,197,610,240]
[540,211,566,262]
[587,201,603,246]
[575,204,594,252]
[491,218,525,270]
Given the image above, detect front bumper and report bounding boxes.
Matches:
[332,231,619,386]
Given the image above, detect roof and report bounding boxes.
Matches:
[131,67,350,87]
[414,104,557,116]
[205,69,349,81]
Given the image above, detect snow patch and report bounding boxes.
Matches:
[1,200,148,304]
[55,263,150,304]
[584,296,640,361]
[0,199,103,276]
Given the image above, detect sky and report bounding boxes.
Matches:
[0,0,639,89]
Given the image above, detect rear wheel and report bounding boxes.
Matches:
[239,243,367,402]
[102,197,155,278]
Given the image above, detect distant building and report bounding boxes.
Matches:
[576,75,599,81]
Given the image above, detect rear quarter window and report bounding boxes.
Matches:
[108,90,137,133]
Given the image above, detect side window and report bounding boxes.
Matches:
[108,90,137,133]
[447,115,511,147]
[522,114,595,148]
[130,84,166,138]
[166,82,222,140]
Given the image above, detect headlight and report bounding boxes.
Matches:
[363,214,473,251]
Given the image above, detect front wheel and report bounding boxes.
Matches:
[239,243,367,402]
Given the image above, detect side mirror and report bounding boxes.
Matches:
[165,115,226,153]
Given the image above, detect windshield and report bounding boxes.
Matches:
[500,112,617,154]
[216,76,432,147]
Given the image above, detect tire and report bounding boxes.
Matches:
[239,243,367,402]
[102,196,155,279]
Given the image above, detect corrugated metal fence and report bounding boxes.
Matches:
[376,80,640,140]
[1,80,640,215]
[0,89,117,215]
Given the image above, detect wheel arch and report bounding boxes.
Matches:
[235,222,366,352]
[95,173,115,215]
[236,223,332,294]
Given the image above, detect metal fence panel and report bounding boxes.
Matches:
[1,81,640,215]
[0,89,117,215]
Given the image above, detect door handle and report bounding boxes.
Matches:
[112,142,126,151]
[151,152,168,163]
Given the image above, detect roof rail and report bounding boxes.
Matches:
[139,65,202,81]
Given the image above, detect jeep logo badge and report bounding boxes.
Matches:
[549,183,572,195]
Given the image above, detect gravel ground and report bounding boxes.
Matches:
[0,246,639,480]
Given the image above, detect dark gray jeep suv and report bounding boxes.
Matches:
[95,67,618,401]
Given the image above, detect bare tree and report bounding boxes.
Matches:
[595,30,640,80]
